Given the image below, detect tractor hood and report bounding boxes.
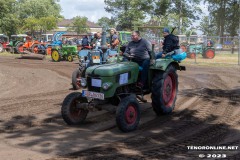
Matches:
[86,62,139,77]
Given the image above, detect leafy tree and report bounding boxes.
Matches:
[97,17,116,29]
[17,0,62,19]
[21,17,40,36]
[104,0,148,30]
[204,0,240,38]
[0,0,19,36]
[68,16,90,35]
[198,16,217,36]
[39,16,58,33]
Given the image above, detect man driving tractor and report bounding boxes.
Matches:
[123,31,152,90]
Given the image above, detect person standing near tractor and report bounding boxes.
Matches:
[81,36,89,48]
[91,32,101,49]
[156,27,180,58]
[123,31,152,90]
[109,28,120,49]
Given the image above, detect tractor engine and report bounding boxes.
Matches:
[84,62,139,99]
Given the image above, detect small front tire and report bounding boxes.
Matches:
[116,95,140,132]
[61,92,88,125]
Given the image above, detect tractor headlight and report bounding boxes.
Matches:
[102,82,112,90]
[81,78,87,87]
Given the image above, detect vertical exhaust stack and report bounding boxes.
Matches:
[101,27,108,53]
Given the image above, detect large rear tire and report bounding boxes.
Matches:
[151,64,178,115]
[51,49,61,62]
[72,66,86,90]
[116,95,140,132]
[203,49,215,59]
[61,92,88,125]
[16,42,24,54]
[31,44,39,54]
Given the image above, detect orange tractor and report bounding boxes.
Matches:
[17,36,46,54]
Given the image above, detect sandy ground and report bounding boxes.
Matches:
[0,56,239,160]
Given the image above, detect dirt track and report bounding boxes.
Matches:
[0,56,239,160]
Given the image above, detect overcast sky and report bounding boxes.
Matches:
[58,0,112,22]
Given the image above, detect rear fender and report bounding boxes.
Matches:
[150,59,185,71]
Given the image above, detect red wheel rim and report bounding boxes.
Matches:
[19,46,24,52]
[33,47,38,53]
[76,73,81,87]
[163,73,176,107]
[125,105,137,125]
[69,100,83,120]
[205,49,214,59]
[190,53,196,59]
[180,45,187,52]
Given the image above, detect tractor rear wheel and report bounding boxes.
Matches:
[151,64,178,115]
[116,95,140,132]
[203,49,215,59]
[32,44,39,54]
[61,92,88,125]
[51,49,61,62]
[16,42,24,54]
[72,66,86,90]
[0,44,3,52]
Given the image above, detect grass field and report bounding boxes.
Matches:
[182,52,240,66]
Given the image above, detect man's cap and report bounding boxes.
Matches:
[163,27,170,33]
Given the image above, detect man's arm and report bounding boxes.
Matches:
[145,39,152,59]
[163,38,173,54]
[123,43,130,57]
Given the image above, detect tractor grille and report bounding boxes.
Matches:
[87,76,101,92]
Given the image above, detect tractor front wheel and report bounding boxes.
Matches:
[51,49,61,62]
[180,44,187,52]
[61,92,88,125]
[116,95,140,132]
[151,64,178,115]
[67,55,73,62]
[187,52,196,59]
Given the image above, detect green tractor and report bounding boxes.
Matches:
[187,35,215,59]
[71,31,131,90]
[7,34,27,53]
[62,47,186,132]
[51,45,78,62]
[50,32,78,62]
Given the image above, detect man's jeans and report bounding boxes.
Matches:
[134,59,150,88]
[155,52,163,59]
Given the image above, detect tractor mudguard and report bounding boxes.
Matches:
[78,50,89,57]
[150,58,185,71]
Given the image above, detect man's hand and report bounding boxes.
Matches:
[150,59,155,65]
[162,53,166,58]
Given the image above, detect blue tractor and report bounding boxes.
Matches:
[71,31,130,90]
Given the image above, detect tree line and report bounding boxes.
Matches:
[0,0,239,37]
